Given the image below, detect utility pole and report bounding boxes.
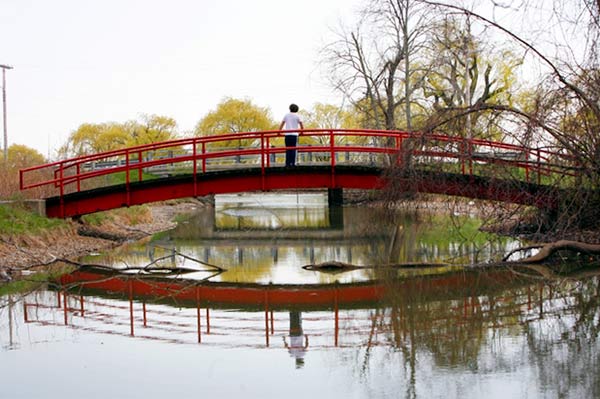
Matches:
[1,64,13,162]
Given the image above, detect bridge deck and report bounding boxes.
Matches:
[44,165,563,218]
[20,129,576,217]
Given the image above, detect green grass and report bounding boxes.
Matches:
[0,204,66,235]
[81,204,152,226]
[81,212,110,226]
[417,214,491,245]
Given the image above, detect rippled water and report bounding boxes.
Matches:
[1,193,599,399]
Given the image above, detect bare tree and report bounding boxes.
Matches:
[322,0,434,131]
[423,14,522,141]
[415,0,600,233]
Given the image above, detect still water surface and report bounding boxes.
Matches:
[1,193,599,398]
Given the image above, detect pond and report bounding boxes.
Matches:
[1,193,599,399]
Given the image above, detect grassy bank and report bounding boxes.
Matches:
[0,200,201,282]
[0,203,67,235]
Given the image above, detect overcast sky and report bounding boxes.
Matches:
[1,0,362,157]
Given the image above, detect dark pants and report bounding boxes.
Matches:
[285,135,298,166]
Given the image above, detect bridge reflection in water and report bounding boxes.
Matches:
[7,195,600,397]
[21,268,586,365]
[20,194,541,360]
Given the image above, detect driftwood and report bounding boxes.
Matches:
[503,240,600,263]
[302,261,450,273]
[76,226,129,243]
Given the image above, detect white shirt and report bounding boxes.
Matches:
[282,112,302,136]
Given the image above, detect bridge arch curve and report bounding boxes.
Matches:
[19,129,574,218]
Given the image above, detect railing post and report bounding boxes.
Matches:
[397,135,403,166]
[196,286,202,343]
[202,142,206,173]
[261,133,265,172]
[76,163,81,192]
[193,141,198,197]
[206,307,210,334]
[125,150,131,207]
[138,150,143,182]
[59,162,65,218]
[63,289,68,325]
[330,130,336,188]
[261,133,266,191]
[330,130,335,168]
[142,301,147,327]
[266,137,271,168]
[128,280,134,336]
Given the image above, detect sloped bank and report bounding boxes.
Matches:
[0,199,204,281]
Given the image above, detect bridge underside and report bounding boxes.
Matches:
[46,165,561,218]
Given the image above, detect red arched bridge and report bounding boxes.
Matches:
[19,129,577,218]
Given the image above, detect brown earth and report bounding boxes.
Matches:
[0,199,204,280]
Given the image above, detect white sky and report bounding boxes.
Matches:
[1,0,362,157]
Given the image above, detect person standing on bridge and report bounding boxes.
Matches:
[279,103,304,167]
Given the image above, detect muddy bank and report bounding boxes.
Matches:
[0,199,204,280]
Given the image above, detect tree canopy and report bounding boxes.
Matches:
[7,144,46,170]
[59,114,179,157]
[194,97,276,136]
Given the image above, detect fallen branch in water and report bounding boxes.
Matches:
[152,245,226,272]
[502,240,600,263]
[302,260,451,273]
[0,241,226,282]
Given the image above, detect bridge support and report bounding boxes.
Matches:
[328,205,344,229]
[328,189,344,229]
[327,188,344,207]
[196,194,215,207]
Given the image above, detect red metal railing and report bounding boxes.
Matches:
[22,277,571,349]
[19,129,578,198]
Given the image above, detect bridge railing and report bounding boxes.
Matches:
[20,129,579,198]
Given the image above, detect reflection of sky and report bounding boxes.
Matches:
[216,193,329,229]
[216,193,327,209]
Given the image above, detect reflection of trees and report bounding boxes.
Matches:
[355,206,517,266]
[382,278,488,368]
[525,278,600,398]
[350,273,600,398]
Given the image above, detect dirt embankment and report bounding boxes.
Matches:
[0,200,203,279]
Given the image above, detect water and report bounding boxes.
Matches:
[1,193,599,399]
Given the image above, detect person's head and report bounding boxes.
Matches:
[289,103,299,113]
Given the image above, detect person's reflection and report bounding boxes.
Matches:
[283,310,309,368]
